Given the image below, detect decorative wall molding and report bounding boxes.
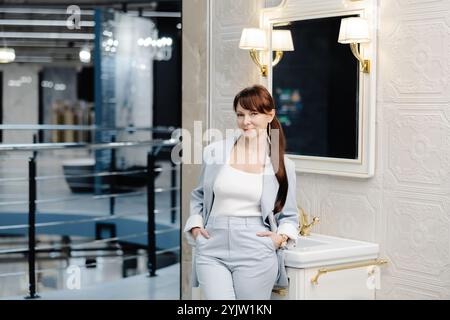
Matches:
[382,105,450,194]
[380,11,450,103]
[319,190,379,242]
[383,193,450,287]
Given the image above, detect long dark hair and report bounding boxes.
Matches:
[233,84,288,214]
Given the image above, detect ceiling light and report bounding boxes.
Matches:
[79,47,91,63]
[0,48,15,63]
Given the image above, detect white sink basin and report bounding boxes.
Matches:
[285,233,379,269]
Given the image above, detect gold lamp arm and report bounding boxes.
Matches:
[249,49,268,77]
[272,51,284,67]
[350,43,370,73]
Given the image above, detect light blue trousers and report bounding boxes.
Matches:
[195,216,279,300]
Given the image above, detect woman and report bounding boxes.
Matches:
[184,84,299,300]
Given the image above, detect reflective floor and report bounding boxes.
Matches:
[2,263,180,300]
[0,152,180,299]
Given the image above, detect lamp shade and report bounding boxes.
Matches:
[0,48,15,63]
[338,17,370,44]
[272,30,294,51]
[239,28,267,50]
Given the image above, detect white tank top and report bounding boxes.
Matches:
[210,163,264,217]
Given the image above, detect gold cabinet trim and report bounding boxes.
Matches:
[310,259,388,285]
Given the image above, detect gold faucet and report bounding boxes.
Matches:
[298,207,319,236]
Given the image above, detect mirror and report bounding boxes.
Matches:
[262,0,377,178]
[273,15,359,159]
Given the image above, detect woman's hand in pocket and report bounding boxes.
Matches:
[191,227,210,240]
[256,231,282,249]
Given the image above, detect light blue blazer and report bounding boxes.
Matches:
[186,132,299,288]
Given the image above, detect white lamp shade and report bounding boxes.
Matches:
[0,48,15,63]
[239,28,267,50]
[338,17,370,44]
[272,30,294,51]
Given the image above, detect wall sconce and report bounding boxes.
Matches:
[239,28,294,77]
[338,17,371,73]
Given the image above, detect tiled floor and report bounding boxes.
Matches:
[0,151,180,299]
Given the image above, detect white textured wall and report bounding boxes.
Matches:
[373,0,450,299]
[182,0,450,299]
[209,0,263,133]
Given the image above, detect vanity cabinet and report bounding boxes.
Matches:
[272,261,381,300]
[270,233,386,300]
